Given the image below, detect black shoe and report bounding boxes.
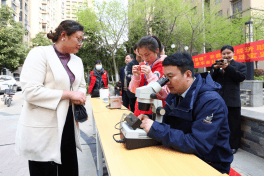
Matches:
[232,149,238,154]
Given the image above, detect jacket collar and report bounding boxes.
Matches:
[166,74,202,112]
[45,45,80,90]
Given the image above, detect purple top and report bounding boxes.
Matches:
[53,45,75,85]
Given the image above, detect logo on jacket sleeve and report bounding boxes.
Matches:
[203,113,213,124]
[153,71,161,78]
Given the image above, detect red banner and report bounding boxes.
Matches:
[192,40,264,68]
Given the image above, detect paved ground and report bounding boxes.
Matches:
[0,91,264,176]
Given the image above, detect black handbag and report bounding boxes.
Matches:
[55,48,88,123]
[74,104,88,123]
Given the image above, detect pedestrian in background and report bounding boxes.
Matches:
[15,20,87,176]
[129,35,169,116]
[123,53,137,112]
[133,43,143,63]
[160,44,165,55]
[88,60,108,98]
[210,45,247,154]
[119,54,133,109]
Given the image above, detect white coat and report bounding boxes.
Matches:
[15,45,86,164]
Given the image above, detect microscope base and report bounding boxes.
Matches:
[120,122,159,150]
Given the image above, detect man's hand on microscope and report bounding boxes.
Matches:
[138,114,154,133]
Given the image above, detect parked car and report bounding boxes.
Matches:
[14,77,22,91]
[0,75,17,94]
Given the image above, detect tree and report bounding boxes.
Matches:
[127,0,252,55]
[0,5,28,71]
[31,32,53,47]
[76,0,128,82]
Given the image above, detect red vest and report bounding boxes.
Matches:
[134,62,164,116]
[88,70,108,94]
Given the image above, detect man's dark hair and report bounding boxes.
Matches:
[126,54,135,60]
[221,45,234,53]
[95,60,102,64]
[133,43,138,51]
[163,52,194,77]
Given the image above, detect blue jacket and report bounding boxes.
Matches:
[148,73,233,174]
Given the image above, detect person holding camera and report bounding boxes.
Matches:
[210,45,247,154]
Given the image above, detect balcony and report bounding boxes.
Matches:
[12,1,19,7]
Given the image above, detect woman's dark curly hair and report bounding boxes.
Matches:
[47,20,84,43]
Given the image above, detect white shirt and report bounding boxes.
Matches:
[180,77,196,98]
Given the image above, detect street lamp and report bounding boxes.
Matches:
[184,46,189,52]
[245,21,253,43]
[171,43,189,53]
[245,20,254,80]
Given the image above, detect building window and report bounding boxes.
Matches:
[42,24,46,33]
[42,4,47,11]
[12,3,17,11]
[233,0,242,14]
[20,0,22,9]
[25,3,28,13]
[12,13,17,21]
[215,0,222,5]
[42,14,46,20]
[19,11,22,21]
[25,14,28,25]
[1,0,7,5]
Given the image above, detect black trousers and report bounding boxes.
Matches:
[122,90,130,110]
[228,106,241,149]
[28,106,78,176]
[122,90,136,113]
[128,96,136,113]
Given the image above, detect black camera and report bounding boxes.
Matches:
[216,59,227,65]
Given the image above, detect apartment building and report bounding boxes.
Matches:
[191,0,264,69]
[30,0,92,39]
[1,0,31,45]
[63,0,91,21]
[194,0,264,19]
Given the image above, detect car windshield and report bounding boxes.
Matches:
[0,76,13,81]
[0,76,6,81]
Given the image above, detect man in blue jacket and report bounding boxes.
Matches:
[139,52,233,174]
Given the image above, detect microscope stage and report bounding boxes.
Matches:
[120,122,159,149]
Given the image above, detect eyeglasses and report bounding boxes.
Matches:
[76,37,84,45]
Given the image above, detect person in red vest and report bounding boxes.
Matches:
[129,35,169,117]
[88,60,108,97]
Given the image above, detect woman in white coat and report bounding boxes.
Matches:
[15,20,87,176]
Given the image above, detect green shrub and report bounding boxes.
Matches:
[254,75,264,88]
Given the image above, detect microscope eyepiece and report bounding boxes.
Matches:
[157,77,169,87]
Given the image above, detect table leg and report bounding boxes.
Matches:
[96,130,103,176]
[92,110,96,135]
